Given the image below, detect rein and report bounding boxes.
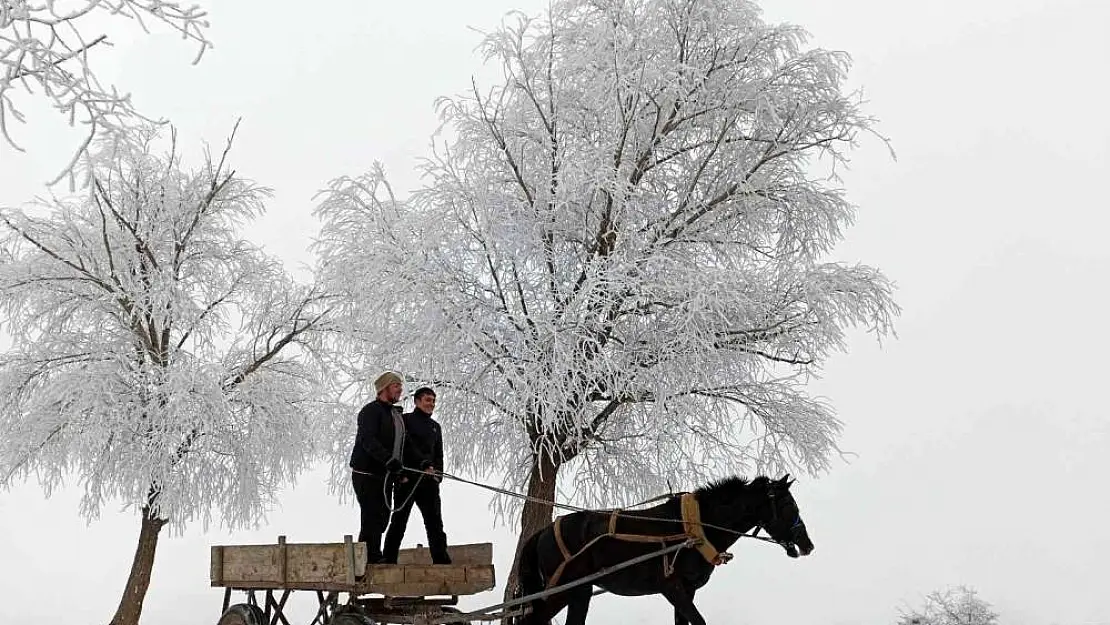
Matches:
[408,466,784,548]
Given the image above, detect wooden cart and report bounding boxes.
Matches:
[210,536,496,625]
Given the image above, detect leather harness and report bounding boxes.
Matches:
[545,493,731,588]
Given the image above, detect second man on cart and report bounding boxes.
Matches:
[382,386,452,565]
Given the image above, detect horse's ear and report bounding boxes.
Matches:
[777,474,791,486]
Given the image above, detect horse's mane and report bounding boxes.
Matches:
[693,475,772,499]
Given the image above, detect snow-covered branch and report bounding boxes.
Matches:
[1,0,211,186]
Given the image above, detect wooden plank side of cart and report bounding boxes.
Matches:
[210,538,495,596]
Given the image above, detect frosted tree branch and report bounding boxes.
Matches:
[1,0,212,188]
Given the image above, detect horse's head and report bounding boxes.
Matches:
[757,475,814,558]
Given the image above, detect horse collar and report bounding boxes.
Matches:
[681,493,724,565]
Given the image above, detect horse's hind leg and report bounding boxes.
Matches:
[562,585,594,625]
[661,583,705,625]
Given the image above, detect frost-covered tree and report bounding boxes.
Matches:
[1,0,211,186]
[0,124,333,625]
[899,586,1000,625]
[314,0,897,592]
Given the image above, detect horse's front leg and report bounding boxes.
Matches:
[562,585,594,625]
[661,582,704,625]
[527,586,579,625]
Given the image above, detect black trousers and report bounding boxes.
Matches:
[382,475,450,564]
[352,471,390,562]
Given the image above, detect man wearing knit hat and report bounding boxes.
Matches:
[349,371,406,563]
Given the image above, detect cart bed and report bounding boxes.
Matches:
[210,536,495,597]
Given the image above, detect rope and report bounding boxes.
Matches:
[406,466,782,546]
[350,466,426,518]
[385,471,425,515]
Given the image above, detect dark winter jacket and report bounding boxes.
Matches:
[349,399,404,476]
[401,408,444,478]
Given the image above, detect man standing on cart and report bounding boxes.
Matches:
[382,386,452,564]
[349,371,406,563]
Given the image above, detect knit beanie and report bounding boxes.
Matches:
[374,371,403,393]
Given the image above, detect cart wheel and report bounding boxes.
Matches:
[331,613,376,625]
[216,603,265,625]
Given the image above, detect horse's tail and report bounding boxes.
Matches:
[513,529,548,625]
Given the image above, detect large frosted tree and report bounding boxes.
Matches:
[0,125,333,625]
[1,0,211,185]
[314,0,897,593]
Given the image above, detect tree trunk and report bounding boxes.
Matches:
[502,451,560,620]
[108,506,166,625]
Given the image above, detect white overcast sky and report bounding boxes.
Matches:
[1,1,1108,624]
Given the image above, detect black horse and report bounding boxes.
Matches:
[514,475,813,625]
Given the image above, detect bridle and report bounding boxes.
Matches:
[752,488,806,546]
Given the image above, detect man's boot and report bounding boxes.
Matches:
[429,531,451,565]
[358,535,384,582]
[365,533,384,564]
[381,531,403,564]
